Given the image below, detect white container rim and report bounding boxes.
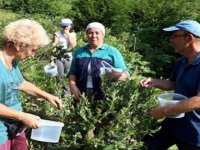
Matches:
[158,92,188,100]
[44,64,58,76]
[40,119,64,127]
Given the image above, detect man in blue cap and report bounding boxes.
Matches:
[140,20,200,149]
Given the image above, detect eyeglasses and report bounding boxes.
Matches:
[61,25,71,27]
[32,48,37,53]
[170,34,188,39]
[30,46,38,53]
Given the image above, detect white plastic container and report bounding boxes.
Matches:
[158,93,187,118]
[100,61,123,76]
[44,63,58,77]
[31,119,64,143]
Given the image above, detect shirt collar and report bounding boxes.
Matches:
[84,44,106,51]
[182,53,200,66]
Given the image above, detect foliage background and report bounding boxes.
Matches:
[0,0,200,149]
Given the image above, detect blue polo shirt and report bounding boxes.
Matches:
[164,54,200,146]
[69,44,129,96]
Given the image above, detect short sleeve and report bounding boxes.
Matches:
[68,48,79,75]
[111,47,129,73]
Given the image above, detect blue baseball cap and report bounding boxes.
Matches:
[163,20,200,37]
[60,19,72,27]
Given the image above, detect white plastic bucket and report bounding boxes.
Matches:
[44,64,58,77]
[158,93,187,118]
[31,119,64,143]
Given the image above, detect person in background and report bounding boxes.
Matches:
[0,19,62,150]
[140,20,200,150]
[52,18,77,76]
[68,22,129,101]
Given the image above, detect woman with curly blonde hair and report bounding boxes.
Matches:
[0,19,62,150]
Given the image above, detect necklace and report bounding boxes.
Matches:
[2,50,13,69]
[1,50,19,90]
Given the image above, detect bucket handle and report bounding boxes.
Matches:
[101,61,113,69]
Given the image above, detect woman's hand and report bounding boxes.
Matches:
[63,30,70,36]
[20,112,41,129]
[108,70,129,81]
[69,84,81,101]
[45,94,63,109]
[19,80,62,109]
[110,71,122,81]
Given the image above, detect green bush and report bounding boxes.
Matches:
[70,0,134,35]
